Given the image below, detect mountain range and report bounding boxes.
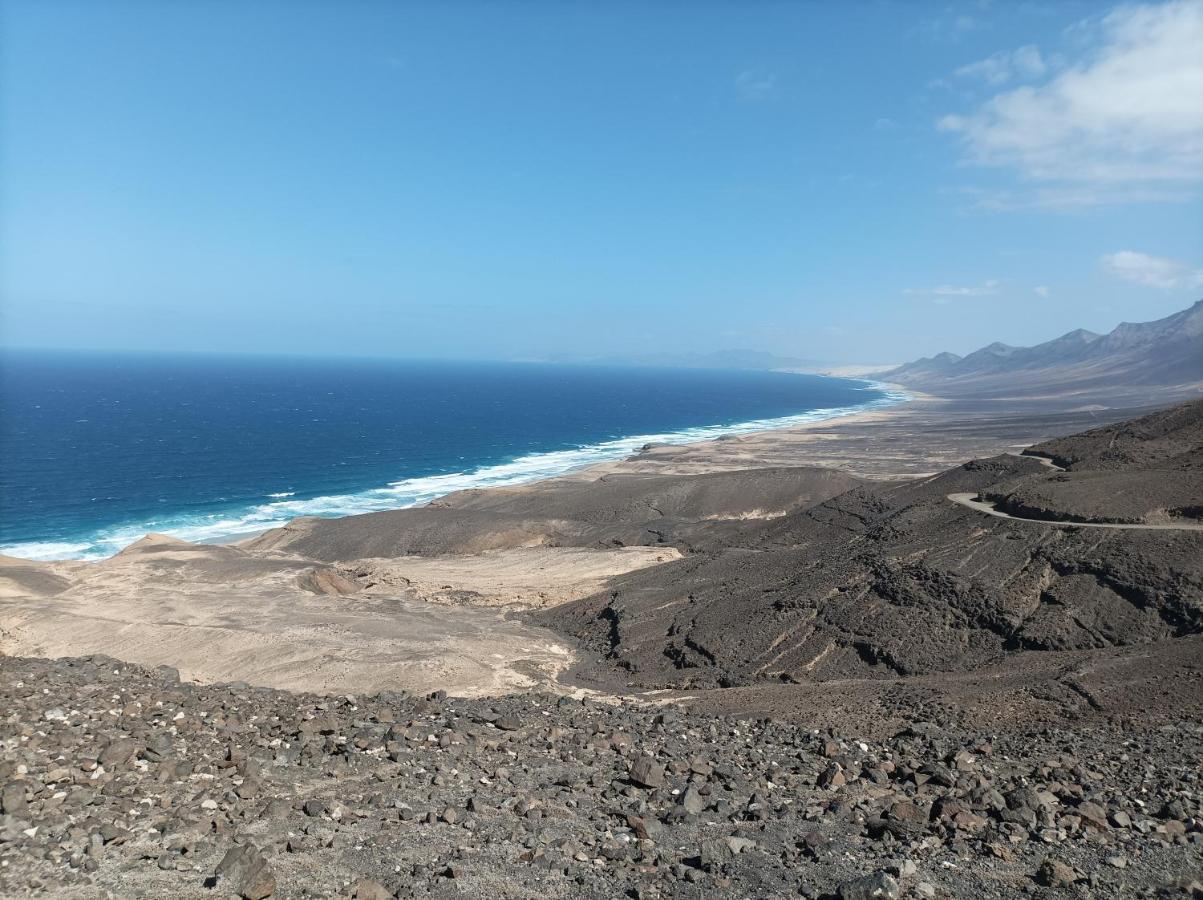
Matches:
[884,299,1203,402]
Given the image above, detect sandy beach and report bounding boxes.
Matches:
[574,391,1157,480]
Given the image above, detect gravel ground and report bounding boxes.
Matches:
[3,655,1201,899]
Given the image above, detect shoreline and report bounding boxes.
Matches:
[572,391,1170,482]
[1,379,1172,564]
[2,377,910,562]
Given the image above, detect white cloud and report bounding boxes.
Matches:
[950,183,1194,211]
[1034,285,1051,297]
[734,68,776,101]
[939,0,1203,204]
[904,279,1001,303]
[1100,250,1203,288]
[955,45,1047,85]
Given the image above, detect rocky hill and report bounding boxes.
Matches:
[1028,398,1203,471]
[246,467,863,559]
[884,300,1203,402]
[541,400,1203,692]
[984,400,1203,525]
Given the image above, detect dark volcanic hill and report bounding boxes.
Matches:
[539,400,1203,691]
[248,467,863,559]
[986,400,1203,524]
[884,300,1203,401]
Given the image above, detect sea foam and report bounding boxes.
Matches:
[1,383,907,562]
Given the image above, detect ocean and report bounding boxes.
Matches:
[0,351,902,560]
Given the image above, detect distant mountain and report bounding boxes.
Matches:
[887,350,962,378]
[884,300,1203,402]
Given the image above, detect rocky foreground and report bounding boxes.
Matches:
[2,655,1201,899]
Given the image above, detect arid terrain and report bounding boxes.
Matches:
[2,379,1202,896]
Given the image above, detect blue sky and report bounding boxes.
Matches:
[2,0,1201,364]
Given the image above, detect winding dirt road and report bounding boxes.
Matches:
[947,492,1203,531]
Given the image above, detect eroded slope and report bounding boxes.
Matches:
[540,404,1203,692]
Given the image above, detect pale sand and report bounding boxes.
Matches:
[559,393,1152,481]
[0,537,674,697]
[338,546,680,608]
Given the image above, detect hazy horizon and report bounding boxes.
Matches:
[2,0,1201,365]
[2,294,1200,370]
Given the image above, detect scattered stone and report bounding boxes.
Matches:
[353,878,392,899]
[0,654,1199,899]
[98,739,138,767]
[837,870,901,900]
[214,843,276,899]
[0,782,27,816]
[1035,857,1081,888]
[629,756,665,789]
[680,786,706,815]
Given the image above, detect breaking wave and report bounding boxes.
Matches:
[1,383,907,561]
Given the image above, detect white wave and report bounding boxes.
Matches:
[0,540,96,562]
[0,383,909,562]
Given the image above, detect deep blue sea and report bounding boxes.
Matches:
[0,351,901,560]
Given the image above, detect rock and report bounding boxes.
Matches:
[303,799,326,818]
[680,786,707,815]
[1109,809,1133,828]
[895,860,918,879]
[493,716,522,731]
[154,665,181,683]
[629,757,665,789]
[98,739,139,767]
[1076,800,1109,830]
[818,764,846,788]
[1161,819,1187,837]
[99,824,129,845]
[698,838,731,872]
[215,843,276,899]
[1035,857,1081,888]
[725,836,756,854]
[353,878,393,899]
[0,782,27,816]
[887,800,928,829]
[837,871,901,900]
